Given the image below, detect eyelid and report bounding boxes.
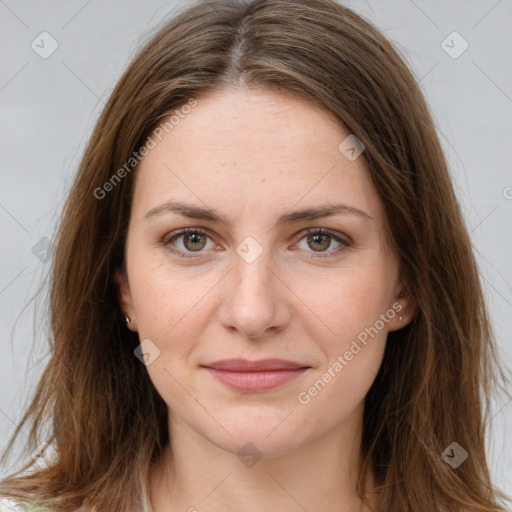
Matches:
[291,227,352,258]
[161,226,352,259]
[161,227,220,259]
[297,227,352,246]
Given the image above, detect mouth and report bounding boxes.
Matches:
[201,358,311,392]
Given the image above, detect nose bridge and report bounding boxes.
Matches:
[232,235,276,303]
[219,235,288,338]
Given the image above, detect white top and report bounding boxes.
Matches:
[0,498,25,511]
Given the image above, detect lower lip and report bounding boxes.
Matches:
[204,368,309,392]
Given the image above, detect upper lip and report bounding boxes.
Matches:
[202,358,310,372]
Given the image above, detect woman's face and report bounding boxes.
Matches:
[116,87,411,457]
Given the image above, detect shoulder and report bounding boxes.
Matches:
[0,498,25,511]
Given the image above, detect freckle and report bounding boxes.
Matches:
[261,178,266,183]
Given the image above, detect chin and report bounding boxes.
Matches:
[213,432,305,461]
[199,411,309,458]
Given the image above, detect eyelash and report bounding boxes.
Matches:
[161,227,351,260]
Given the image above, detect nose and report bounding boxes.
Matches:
[217,247,292,340]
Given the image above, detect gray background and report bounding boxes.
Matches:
[1,0,511,495]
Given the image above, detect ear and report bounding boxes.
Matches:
[113,268,138,332]
[387,282,416,332]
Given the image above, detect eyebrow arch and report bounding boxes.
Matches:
[144,200,373,227]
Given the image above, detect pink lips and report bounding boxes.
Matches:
[202,358,310,392]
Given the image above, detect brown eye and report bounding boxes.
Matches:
[163,228,215,258]
[182,231,207,251]
[296,228,351,258]
[162,227,350,260]
[306,233,332,252]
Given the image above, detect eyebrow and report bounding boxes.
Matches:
[144,200,373,227]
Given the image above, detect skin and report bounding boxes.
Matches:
[115,87,414,512]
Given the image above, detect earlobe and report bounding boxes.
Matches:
[113,268,137,331]
[388,283,416,332]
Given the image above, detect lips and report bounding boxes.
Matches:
[201,358,310,392]
[203,358,309,372]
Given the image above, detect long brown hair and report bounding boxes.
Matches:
[1,0,510,510]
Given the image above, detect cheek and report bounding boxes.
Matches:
[296,343,384,436]
[127,257,220,389]
[294,262,393,396]
[297,264,395,412]
[295,269,391,417]
[294,261,395,342]
[129,257,211,338]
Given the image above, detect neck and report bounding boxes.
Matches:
[150,406,378,512]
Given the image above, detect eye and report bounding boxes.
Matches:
[162,228,217,259]
[294,228,351,258]
[161,227,351,260]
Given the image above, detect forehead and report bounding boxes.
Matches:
[132,87,380,223]
[157,87,347,156]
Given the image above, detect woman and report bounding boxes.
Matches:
[1,0,510,510]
